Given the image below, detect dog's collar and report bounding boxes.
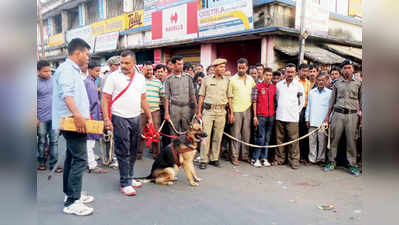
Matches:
[185,135,194,143]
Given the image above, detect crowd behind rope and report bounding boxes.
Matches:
[36,38,362,216]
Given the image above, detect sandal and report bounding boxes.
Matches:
[55,168,63,173]
[88,167,107,174]
[38,164,46,171]
[271,161,282,166]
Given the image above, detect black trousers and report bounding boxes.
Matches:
[112,114,141,188]
[63,131,88,207]
[299,107,310,162]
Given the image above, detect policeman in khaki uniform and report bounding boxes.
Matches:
[197,59,233,169]
[323,60,362,176]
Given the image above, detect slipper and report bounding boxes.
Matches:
[55,168,63,173]
[88,167,107,174]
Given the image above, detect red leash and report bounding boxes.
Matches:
[142,124,160,147]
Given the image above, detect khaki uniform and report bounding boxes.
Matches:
[328,76,362,167]
[199,75,232,163]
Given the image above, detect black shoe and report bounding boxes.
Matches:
[199,162,207,169]
[209,160,222,168]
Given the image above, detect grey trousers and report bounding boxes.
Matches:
[328,112,359,166]
[308,126,327,163]
[170,104,194,136]
[230,107,251,160]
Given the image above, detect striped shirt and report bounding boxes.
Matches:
[145,77,164,112]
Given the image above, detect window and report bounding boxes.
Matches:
[54,14,62,34]
[315,0,348,16]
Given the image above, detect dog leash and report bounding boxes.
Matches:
[142,124,160,147]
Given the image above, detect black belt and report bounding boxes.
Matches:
[334,107,357,114]
[171,100,189,107]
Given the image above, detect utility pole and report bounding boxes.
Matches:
[298,0,307,65]
[37,0,45,58]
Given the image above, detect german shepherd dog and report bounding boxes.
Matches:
[135,120,207,186]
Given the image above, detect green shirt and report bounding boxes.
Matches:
[145,78,164,112]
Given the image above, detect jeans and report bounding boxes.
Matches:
[37,120,59,168]
[62,131,88,207]
[252,116,274,161]
[112,114,141,188]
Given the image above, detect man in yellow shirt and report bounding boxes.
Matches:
[296,64,311,165]
[228,58,256,166]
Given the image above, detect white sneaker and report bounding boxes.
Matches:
[63,201,94,216]
[252,160,262,168]
[262,160,271,167]
[131,179,142,188]
[110,159,118,168]
[64,191,95,204]
[121,186,136,196]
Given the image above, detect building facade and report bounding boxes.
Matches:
[37,0,362,71]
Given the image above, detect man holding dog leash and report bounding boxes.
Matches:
[102,50,153,196]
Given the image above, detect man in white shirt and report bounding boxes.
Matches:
[274,63,305,169]
[102,50,153,196]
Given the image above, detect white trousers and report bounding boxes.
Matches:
[308,127,327,163]
[87,140,98,169]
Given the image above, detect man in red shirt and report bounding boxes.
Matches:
[251,67,276,167]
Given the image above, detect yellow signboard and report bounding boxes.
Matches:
[47,33,65,47]
[125,10,144,30]
[349,0,362,17]
[91,15,125,36]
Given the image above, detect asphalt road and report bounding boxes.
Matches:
[38,141,363,225]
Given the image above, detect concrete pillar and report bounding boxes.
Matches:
[200,43,217,69]
[261,37,267,65]
[266,36,275,68]
[48,17,54,36]
[61,10,69,33]
[99,0,106,20]
[79,3,88,26]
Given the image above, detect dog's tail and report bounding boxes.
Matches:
[134,175,154,183]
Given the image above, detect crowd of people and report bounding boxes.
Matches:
[37,38,362,216]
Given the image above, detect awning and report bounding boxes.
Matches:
[323,43,362,60]
[274,45,346,64]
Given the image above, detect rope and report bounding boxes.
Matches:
[142,124,160,147]
[223,122,329,149]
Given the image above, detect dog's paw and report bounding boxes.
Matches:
[190,182,199,186]
[194,177,202,182]
[170,177,178,181]
[167,181,174,185]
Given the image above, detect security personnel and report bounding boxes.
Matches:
[164,56,197,136]
[197,59,233,169]
[323,60,362,176]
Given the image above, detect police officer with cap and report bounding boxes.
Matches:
[197,58,233,169]
[323,60,362,176]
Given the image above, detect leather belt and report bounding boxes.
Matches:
[334,107,357,114]
[171,100,189,107]
[211,104,226,110]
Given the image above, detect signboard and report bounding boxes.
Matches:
[91,15,125,36]
[349,0,362,17]
[94,32,119,53]
[207,0,233,8]
[47,33,65,47]
[152,1,198,43]
[125,10,145,30]
[295,0,329,36]
[65,25,94,49]
[144,0,157,27]
[198,0,253,38]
